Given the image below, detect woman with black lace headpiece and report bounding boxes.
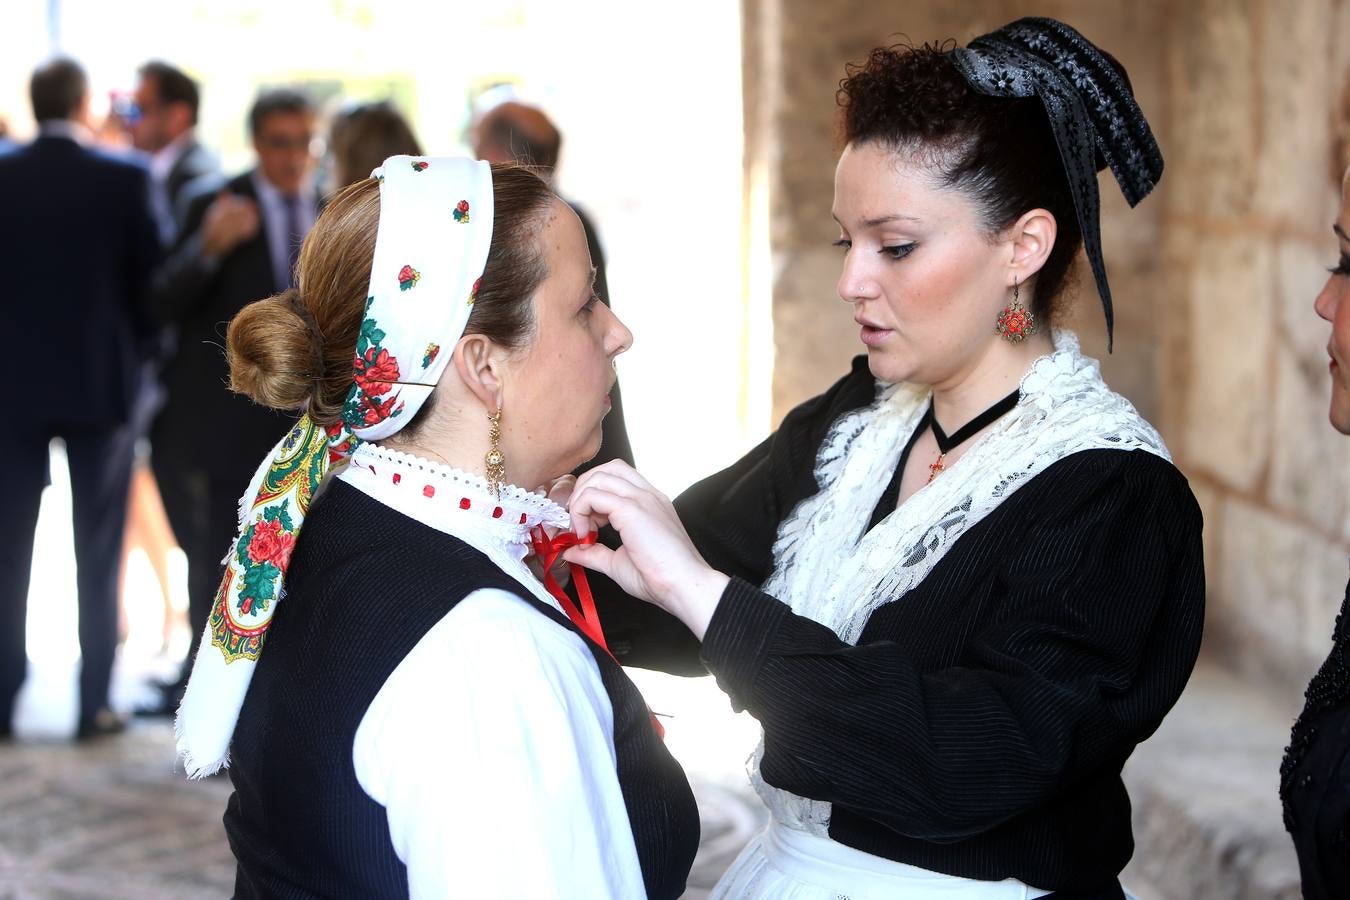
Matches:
[566,17,1205,899]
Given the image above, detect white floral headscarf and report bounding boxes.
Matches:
[176,156,494,777]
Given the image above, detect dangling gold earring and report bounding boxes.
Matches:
[996,279,1038,343]
[485,408,505,498]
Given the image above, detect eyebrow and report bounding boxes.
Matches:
[830,212,922,229]
[862,213,921,227]
[1335,223,1350,243]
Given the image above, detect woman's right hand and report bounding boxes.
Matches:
[563,461,727,641]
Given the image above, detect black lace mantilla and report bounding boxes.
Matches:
[1281,574,1350,831]
[950,17,1165,352]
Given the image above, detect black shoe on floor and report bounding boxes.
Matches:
[76,708,128,740]
[134,681,185,719]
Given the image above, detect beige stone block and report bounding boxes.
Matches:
[1181,235,1274,491]
[1251,0,1335,224]
[1188,478,1223,595]
[1277,238,1339,364]
[1156,224,1198,450]
[1332,0,1350,184]
[1165,0,1258,220]
[1268,317,1350,538]
[772,246,862,419]
[1215,495,1348,694]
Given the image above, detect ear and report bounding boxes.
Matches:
[1006,208,1057,287]
[167,102,192,135]
[451,333,505,412]
[75,92,94,129]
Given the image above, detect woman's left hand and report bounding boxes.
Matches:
[563,461,727,640]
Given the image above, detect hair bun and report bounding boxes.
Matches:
[226,289,323,412]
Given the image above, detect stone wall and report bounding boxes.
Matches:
[1160,0,1350,705]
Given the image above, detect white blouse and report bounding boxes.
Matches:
[340,444,646,899]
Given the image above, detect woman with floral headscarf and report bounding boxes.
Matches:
[175,158,698,898]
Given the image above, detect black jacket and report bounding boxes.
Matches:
[0,134,159,428]
[149,170,310,468]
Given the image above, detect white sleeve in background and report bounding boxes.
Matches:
[353,587,645,900]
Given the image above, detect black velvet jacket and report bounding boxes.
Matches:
[1282,572,1350,900]
[595,356,1206,897]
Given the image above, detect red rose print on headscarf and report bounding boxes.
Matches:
[353,347,401,396]
[361,393,399,426]
[398,265,420,291]
[247,517,296,569]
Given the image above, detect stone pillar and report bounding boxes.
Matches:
[1160,0,1350,702]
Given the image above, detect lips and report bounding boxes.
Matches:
[857,316,892,347]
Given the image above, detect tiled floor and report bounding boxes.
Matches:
[0,715,763,900]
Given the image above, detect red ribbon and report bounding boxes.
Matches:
[530,527,607,651]
[529,526,665,740]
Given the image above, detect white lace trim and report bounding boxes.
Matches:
[749,331,1171,835]
[342,443,571,548]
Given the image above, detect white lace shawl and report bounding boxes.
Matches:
[749,331,1171,835]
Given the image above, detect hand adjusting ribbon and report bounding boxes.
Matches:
[530,527,666,740]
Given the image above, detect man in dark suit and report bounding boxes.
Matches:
[128,61,220,244]
[0,58,160,738]
[146,89,318,707]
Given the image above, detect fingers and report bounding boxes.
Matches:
[573,459,657,495]
[567,485,626,537]
[571,471,643,505]
[546,474,576,508]
[562,542,614,575]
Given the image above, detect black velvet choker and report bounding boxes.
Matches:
[927,388,1021,482]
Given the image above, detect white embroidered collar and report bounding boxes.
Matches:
[338,443,570,556]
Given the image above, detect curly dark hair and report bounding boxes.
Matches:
[838,42,1086,323]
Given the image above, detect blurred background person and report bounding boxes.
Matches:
[128,60,219,244]
[0,57,159,739]
[325,99,421,193]
[1281,163,1350,900]
[118,60,220,656]
[472,97,634,472]
[141,88,318,715]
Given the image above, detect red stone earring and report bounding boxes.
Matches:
[996,280,1038,343]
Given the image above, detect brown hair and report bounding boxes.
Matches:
[838,42,1115,324]
[328,102,423,191]
[226,163,555,426]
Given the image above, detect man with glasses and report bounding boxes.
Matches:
[127,61,219,244]
[143,89,319,715]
